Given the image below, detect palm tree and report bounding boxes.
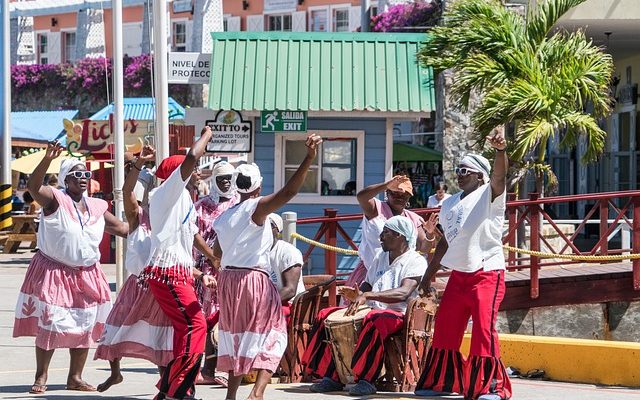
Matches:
[418,0,614,193]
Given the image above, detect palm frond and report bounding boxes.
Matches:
[526,0,587,45]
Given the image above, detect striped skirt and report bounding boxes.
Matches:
[94,275,173,367]
[13,251,112,350]
[217,268,287,375]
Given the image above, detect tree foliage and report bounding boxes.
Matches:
[418,0,613,165]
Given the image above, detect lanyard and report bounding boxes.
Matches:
[72,197,90,230]
[182,203,194,225]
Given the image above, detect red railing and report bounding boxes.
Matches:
[295,191,640,300]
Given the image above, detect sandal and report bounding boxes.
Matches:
[212,375,229,388]
[29,384,47,394]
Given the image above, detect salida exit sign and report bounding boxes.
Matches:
[260,110,307,133]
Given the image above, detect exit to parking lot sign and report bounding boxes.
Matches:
[260,110,307,133]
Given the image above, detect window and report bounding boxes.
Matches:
[333,9,349,32]
[223,18,228,32]
[310,9,328,32]
[63,32,76,63]
[267,14,292,31]
[37,34,48,64]
[172,22,187,52]
[277,131,364,203]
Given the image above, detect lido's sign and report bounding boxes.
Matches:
[260,110,307,133]
[206,110,252,153]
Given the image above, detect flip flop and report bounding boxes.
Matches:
[212,375,229,388]
[29,384,47,394]
[66,382,97,392]
[195,373,219,385]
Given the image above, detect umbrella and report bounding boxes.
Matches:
[11,150,112,174]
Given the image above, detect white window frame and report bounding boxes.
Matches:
[36,31,49,64]
[266,13,293,31]
[330,3,351,32]
[171,19,188,52]
[308,6,329,32]
[61,29,76,63]
[274,130,365,205]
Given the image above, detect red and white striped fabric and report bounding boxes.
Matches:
[217,268,287,375]
[94,275,173,367]
[13,251,112,350]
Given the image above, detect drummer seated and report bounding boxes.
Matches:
[267,213,305,322]
[302,216,427,396]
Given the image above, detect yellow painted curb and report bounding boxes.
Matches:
[460,333,640,386]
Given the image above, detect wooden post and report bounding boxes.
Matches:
[507,193,517,268]
[529,193,540,299]
[600,199,609,255]
[324,208,338,306]
[633,196,640,290]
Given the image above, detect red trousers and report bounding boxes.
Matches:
[416,269,512,400]
[302,307,404,383]
[149,277,207,400]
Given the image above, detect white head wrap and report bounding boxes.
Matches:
[234,163,262,194]
[384,215,417,251]
[460,153,491,183]
[268,213,283,232]
[211,161,236,201]
[58,158,85,188]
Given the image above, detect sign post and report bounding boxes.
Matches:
[260,110,307,133]
[168,52,212,84]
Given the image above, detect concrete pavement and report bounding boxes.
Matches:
[0,249,639,400]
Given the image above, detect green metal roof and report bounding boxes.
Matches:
[393,142,442,162]
[208,32,435,113]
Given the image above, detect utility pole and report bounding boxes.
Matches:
[152,0,170,162]
[112,0,125,291]
[0,0,12,232]
[361,0,371,32]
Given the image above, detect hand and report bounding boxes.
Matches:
[422,213,438,238]
[345,293,367,316]
[207,255,221,271]
[201,125,213,139]
[417,278,434,298]
[305,134,322,160]
[201,274,217,289]
[386,175,410,192]
[44,140,65,160]
[139,145,156,161]
[338,285,359,303]
[488,126,506,151]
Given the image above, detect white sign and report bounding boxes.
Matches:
[264,0,297,12]
[168,52,212,84]
[206,110,252,153]
[173,0,192,13]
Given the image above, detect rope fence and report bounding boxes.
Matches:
[291,232,640,262]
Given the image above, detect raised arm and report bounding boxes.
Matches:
[122,145,155,232]
[488,127,508,201]
[356,175,411,219]
[27,141,65,215]
[252,134,322,224]
[180,126,213,181]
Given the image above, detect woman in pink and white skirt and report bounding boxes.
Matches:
[13,141,128,395]
[94,145,174,392]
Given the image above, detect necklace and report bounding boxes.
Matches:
[65,191,90,230]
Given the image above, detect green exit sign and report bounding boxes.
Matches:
[260,110,307,133]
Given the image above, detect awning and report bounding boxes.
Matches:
[393,143,442,162]
[12,150,112,174]
[11,110,79,146]
[89,97,185,120]
[208,32,435,113]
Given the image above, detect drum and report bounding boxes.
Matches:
[324,306,371,384]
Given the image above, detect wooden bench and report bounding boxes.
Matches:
[3,215,38,254]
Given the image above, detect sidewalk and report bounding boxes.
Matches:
[0,250,639,399]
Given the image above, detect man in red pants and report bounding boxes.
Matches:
[140,127,217,400]
[302,215,427,396]
[416,128,511,400]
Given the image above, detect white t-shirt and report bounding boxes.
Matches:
[146,168,198,269]
[268,240,305,303]
[213,197,273,272]
[427,193,451,208]
[125,208,151,276]
[440,184,506,272]
[365,249,428,313]
[38,189,107,267]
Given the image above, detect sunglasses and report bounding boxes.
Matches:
[455,167,480,177]
[67,170,92,179]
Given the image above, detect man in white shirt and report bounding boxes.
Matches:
[303,216,427,396]
[416,128,511,400]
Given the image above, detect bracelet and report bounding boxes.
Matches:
[133,163,142,171]
[425,235,436,242]
[496,148,506,152]
[196,273,206,281]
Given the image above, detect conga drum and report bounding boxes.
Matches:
[324,307,371,384]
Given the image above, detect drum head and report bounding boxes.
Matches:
[325,306,371,324]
